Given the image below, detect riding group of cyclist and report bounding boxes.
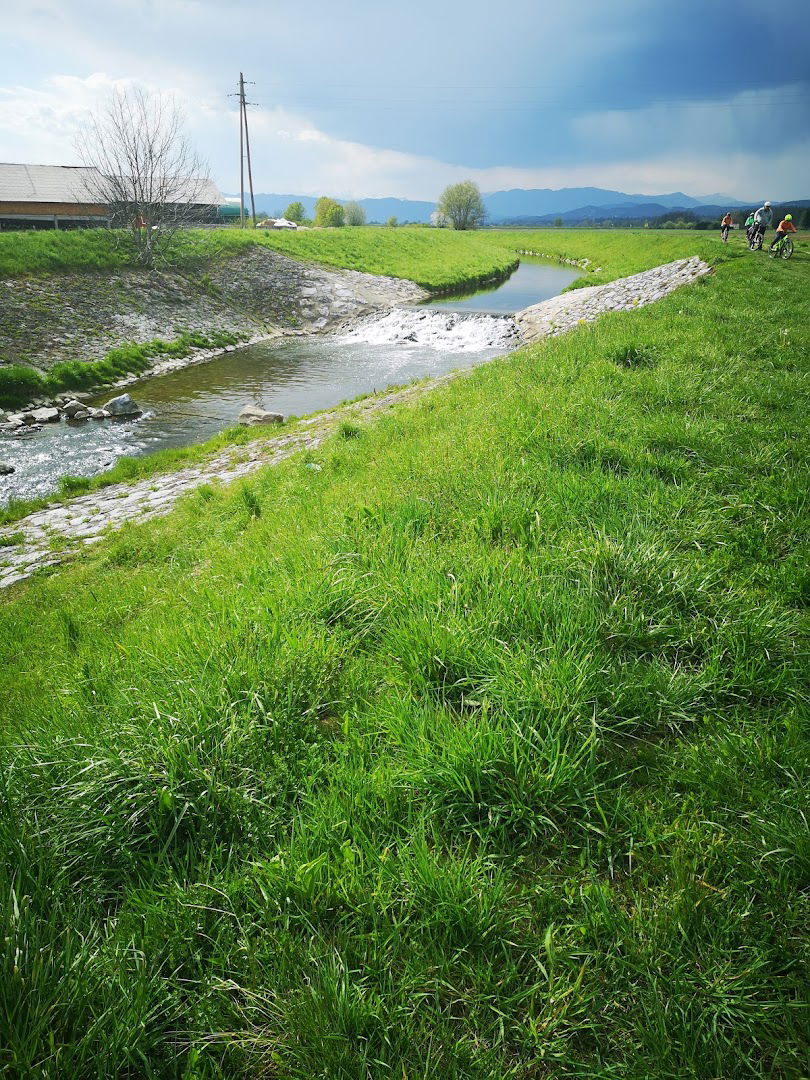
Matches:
[720,202,797,258]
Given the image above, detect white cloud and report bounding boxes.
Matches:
[1,72,807,202]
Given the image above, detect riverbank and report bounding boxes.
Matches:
[0,228,727,410]
[0,246,428,409]
[1,255,711,560]
[1,232,807,1078]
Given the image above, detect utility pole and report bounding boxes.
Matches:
[243,93,257,226]
[235,72,257,228]
[238,73,245,228]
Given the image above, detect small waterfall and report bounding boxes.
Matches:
[338,308,520,353]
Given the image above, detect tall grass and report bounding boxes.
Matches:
[0,236,808,1077]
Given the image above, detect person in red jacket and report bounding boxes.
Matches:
[769,214,797,251]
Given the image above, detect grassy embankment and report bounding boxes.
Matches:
[0,227,733,523]
[0,226,730,410]
[1,233,808,1077]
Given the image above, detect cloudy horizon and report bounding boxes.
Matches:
[2,0,808,203]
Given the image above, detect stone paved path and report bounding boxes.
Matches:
[515,257,711,342]
[0,257,711,590]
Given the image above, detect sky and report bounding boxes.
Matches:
[2,0,809,203]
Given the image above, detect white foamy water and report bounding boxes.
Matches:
[338,308,520,352]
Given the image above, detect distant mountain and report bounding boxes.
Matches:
[481,188,700,219]
[227,188,808,226]
[510,198,810,226]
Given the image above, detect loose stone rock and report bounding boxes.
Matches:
[103,393,142,417]
[238,405,285,426]
[62,399,88,418]
[0,462,14,475]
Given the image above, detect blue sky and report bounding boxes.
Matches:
[2,0,808,201]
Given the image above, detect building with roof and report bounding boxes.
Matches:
[0,164,222,230]
[0,164,108,229]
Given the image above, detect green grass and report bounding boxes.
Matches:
[0,234,808,1077]
[0,330,245,409]
[0,224,734,289]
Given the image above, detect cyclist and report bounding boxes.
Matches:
[720,212,734,241]
[744,210,756,243]
[751,201,773,248]
[769,213,797,253]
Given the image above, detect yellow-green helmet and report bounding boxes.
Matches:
[785,214,793,221]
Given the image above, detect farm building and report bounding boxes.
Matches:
[0,163,222,230]
[0,164,107,229]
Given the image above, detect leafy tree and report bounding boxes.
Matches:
[801,208,810,229]
[436,180,486,231]
[344,201,366,226]
[314,197,345,228]
[284,201,305,223]
[553,217,563,228]
[386,215,397,228]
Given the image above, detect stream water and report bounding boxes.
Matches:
[0,258,579,504]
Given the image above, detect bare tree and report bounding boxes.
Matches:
[78,88,213,267]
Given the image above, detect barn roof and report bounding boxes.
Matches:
[0,164,221,206]
[0,163,101,203]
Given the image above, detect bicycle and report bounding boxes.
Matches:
[749,226,764,251]
[768,235,794,260]
[721,224,730,242]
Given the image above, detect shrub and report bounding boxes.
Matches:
[0,365,46,407]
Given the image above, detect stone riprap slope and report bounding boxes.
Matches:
[205,247,427,331]
[516,257,711,342]
[1,257,713,589]
[0,248,428,370]
[0,268,258,368]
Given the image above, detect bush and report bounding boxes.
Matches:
[0,364,47,407]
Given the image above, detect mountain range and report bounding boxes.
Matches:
[229,187,806,225]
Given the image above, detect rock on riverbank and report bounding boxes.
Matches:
[515,257,711,342]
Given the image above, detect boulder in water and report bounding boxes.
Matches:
[103,393,142,417]
[31,407,60,424]
[238,405,285,427]
[0,461,14,475]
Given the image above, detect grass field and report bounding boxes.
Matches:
[0,223,730,290]
[1,232,808,1078]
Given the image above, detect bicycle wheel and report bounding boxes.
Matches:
[769,242,778,259]
[781,238,794,260]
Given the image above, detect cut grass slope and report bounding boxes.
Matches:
[0,238,808,1078]
[0,224,736,289]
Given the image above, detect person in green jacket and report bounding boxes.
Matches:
[744,211,756,244]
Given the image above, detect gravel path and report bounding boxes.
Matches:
[0,257,711,590]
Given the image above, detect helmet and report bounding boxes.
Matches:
[764,201,771,207]
[785,214,793,221]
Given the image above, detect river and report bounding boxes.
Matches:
[0,258,579,504]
